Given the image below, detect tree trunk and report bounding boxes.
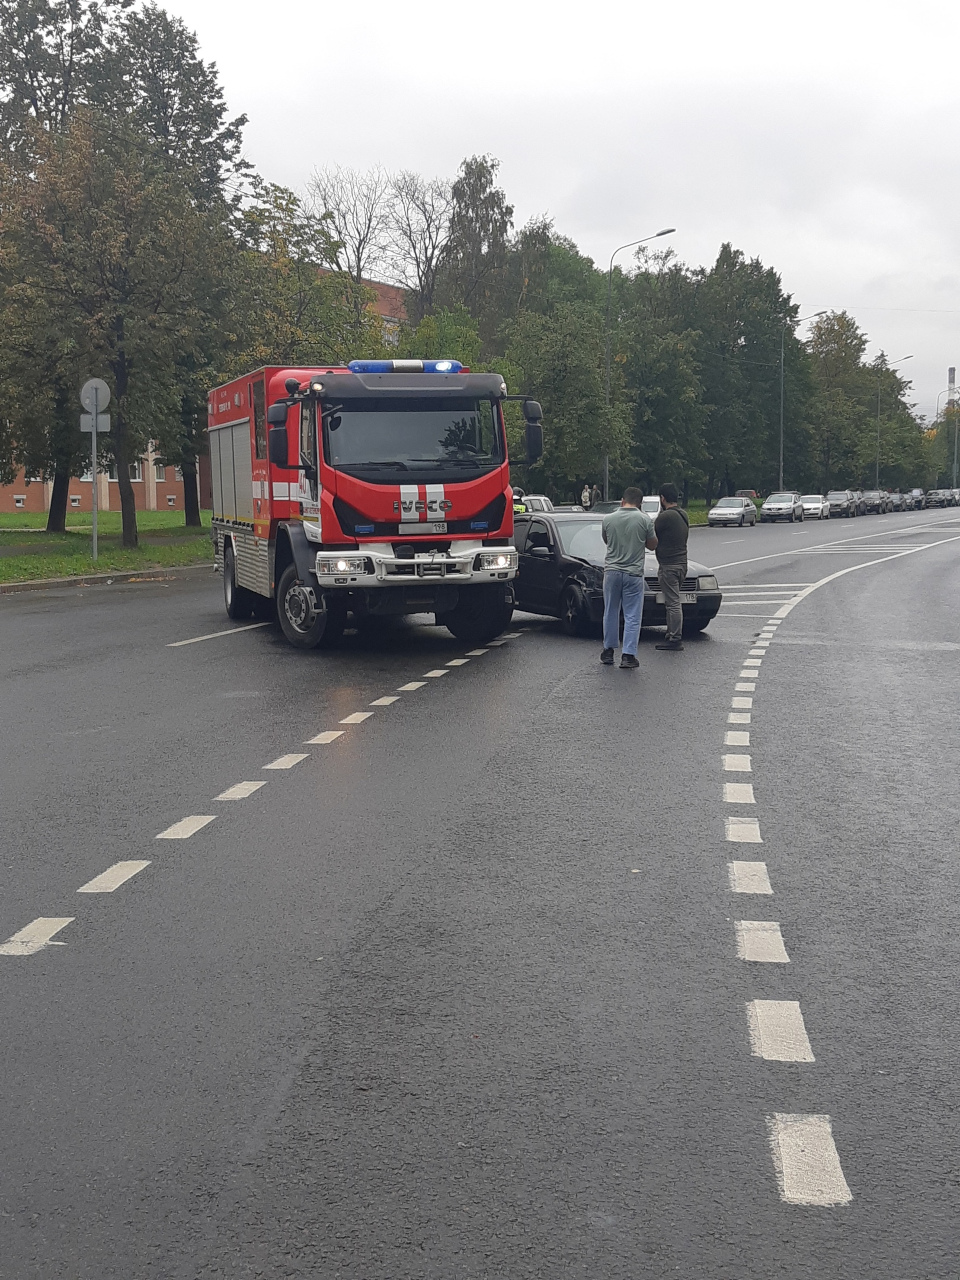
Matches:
[46,469,70,532]
[112,412,139,548]
[182,456,201,527]
[705,471,714,506]
[681,477,690,509]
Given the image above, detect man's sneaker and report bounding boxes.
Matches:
[600,647,614,665]
[655,639,684,651]
[620,653,640,669]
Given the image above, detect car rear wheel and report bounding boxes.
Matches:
[560,584,592,637]
[276,564,346,649]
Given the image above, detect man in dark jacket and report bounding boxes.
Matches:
[653,482,689,651]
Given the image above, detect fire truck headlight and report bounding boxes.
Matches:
[317,555,370,575]
[478,551,517,571]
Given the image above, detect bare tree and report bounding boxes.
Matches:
[387,170,453,323]
[307,164,392,288]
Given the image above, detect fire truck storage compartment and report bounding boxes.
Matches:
[210,419,254,524]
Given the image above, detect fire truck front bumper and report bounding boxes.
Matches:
[314,543,518,588]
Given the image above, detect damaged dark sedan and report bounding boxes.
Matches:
[513,511,722,636]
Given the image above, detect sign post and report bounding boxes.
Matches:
[80,379,111,562]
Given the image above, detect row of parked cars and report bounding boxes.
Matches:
[707,487,959,525]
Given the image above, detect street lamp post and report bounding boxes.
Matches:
[875,354,913,488]
[780,311,826,490]
[602,227,675,497]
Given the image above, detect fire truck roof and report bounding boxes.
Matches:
[302,371,508,400]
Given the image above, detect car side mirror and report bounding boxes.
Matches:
[529,545,551,558]
[268,425,290,467]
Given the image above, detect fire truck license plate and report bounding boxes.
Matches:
[428,521,448,533]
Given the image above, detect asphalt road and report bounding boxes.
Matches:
[2,508,959,1278]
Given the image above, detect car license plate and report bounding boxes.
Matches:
[655,592,697,604]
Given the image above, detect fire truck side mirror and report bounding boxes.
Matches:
[267,403,289,425]
[268,425,290,467]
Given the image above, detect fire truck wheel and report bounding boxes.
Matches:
[276,564,345,649]
[438,585,514,644]
[223,542,257,620]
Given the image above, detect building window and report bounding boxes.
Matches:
[154,462,166,481]
[174,466,183,481]
[70,495,81,507]
[80,467,94,482]
[130,459,142,481]
[167,494,177,507]
[27,472,44,483]
[14,495,25,507]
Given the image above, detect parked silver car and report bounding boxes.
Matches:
[707,496,758,527]
[800,494,831,520]
[760,492,804,522]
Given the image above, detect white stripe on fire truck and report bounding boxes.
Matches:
[425,483,445,520]
[272,481,290,500]
[399,483,420,523]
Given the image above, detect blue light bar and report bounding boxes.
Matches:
[347,359,463,374]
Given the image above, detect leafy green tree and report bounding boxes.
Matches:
[396,304,482,367]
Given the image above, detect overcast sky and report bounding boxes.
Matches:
[168,0,958,422]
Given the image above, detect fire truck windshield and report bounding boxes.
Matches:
[324,396,504,478]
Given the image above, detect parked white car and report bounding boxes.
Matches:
[800,494,831,520]
[760,492,804,523]
[707,496,758,527]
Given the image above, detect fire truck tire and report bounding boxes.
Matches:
[223,542,257,620]
[276,564,345,649]
[438,585,513,644]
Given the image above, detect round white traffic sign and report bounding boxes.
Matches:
[80,378,111,412]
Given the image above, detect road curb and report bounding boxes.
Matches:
[0,562,215,595]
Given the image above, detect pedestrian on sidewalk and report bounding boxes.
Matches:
[591,483,602,507]
[654,482,689,651]
[581,483,592,508]
[600,486,658,669]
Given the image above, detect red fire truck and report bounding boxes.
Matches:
[207,358,544,648]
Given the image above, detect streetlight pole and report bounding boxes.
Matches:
[602,226,675,497]
[875,354,913,488]
[780,311,826,490]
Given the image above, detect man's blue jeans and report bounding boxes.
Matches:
[603,569,644,656]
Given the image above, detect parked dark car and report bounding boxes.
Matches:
[513,511,722,636]
[925,490,947,508]
[889,491,906,511]
[862,490,889,514]
[826,489,856,517]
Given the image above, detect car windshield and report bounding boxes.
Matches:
[716,498,741,508]
[641,498,660,513]
[324,396,504,475]
[801,495,821,502]
[864,491,880,499]
[767,493,793,502]
[553,518,607,564]
[827,492,847,499]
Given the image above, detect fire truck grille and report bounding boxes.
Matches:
[384,559,469,578]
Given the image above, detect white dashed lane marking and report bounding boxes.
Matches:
[739,669,759,678]
[423,669,448,678]
[157,815,216,839]
[446,659,469,666]
[305,731,344,744]
[166,623,270,648]
[726,815,761,841]
[732,696,753,709]
[0,917,74,956]
[723,754,752,772]
[728,861,772,893]
[748,1001,814,1061]
[340,712,373,724]
[725,731,750,746]
[743,658,762,667]
[77,860,151,893]
[397,681,426,691]
[215,781,266,799]
[263,754,308,770]
[724,782,756,803]
[735,682,756,692]
[767,1114,852,1206]
[465,649,488,656]
[728,712,752,725]
[370,696,399,706]
[736,920,790,962]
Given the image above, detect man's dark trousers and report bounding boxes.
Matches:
[659,562,686,642]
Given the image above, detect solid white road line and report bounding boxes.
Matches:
[0,917,74,956]
[340,712,373,724]
[748,1001,814,1061]
[263,753,308,770]
[736,920,790,962]
[305,730,344,744]
[728,861,772,893]
[732,696,753,709]
[77,860,151,893]
[725,731,750,746]
[423,669,449,677]
[465,649,488,656]
[167,623,269,648]
[728,712,752,725]
[767,1114,852,1206]
[708,515,952,570]
[724,782,756,804]
[446,658,469,666]
[736,682,757,692]
[215,781,266,799]
[397,681,426,691]
[370,696,399,706]
[726,816,762,841]
[157,815,216,839]
[723,754,752,772]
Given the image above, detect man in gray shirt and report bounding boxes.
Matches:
[600,486,658,669]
